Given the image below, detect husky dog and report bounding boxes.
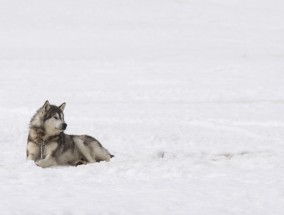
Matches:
[27,101,113,168]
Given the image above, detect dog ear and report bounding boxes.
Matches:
[42,100,50,112]
[59,102,66,112]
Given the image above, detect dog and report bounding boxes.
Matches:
[26,101,113,168]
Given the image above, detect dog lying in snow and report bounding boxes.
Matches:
[26,101,113,168]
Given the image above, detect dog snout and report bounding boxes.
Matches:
[62,123,67,130]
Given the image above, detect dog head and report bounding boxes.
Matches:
[41,101,67,136]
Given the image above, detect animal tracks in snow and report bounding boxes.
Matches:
[210,151,274,161]
[152,150,274,163]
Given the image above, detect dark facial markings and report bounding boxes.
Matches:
[44,105,64,121]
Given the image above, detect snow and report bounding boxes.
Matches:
[0,0,284,214]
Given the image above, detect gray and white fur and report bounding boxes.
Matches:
[27,101,113,168]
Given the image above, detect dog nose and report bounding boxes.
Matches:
[62,123,67,130]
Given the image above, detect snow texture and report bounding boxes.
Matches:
[0,0,284,214]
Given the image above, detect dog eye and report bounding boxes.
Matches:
[53,116,59,120]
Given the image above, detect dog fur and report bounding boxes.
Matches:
[26,101,113,168]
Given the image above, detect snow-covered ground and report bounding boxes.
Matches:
[1,0,284,214]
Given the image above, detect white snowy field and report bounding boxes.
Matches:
[1,0,284,214]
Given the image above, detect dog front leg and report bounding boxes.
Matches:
[36,156,57,168]
[26,141,40,161]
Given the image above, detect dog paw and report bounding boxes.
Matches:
[35,159,50,168]
[75,159,88,166]
[35,160,44,167]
